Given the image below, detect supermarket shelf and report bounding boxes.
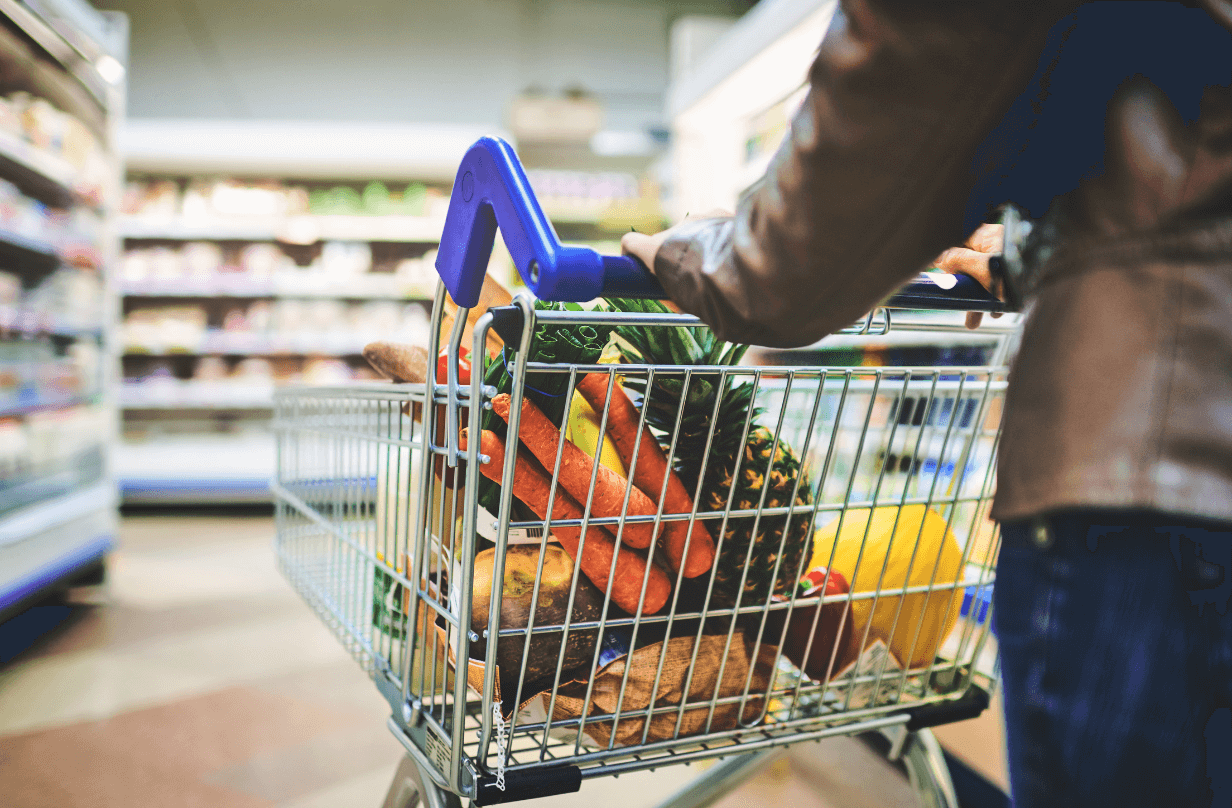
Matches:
[123,402,274,412]
[119,215,446,244]
[120,478,272,504]
[0,304,104,339]
[123,346,367,358]
[121,386,273,410]
[117,433,275,504]
[0,129,78,209]
[0,0,120,622]
[0,226,61,275]
[119,279,435,301]
[122,331,395,357]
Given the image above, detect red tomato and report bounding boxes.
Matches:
[766,566,853,680]
[436,347,472,385]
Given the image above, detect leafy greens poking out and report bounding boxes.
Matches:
[475,301,606,513]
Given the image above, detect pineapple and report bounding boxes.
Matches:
[605,300,814,609]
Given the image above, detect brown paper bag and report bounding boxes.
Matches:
[540,633,777,748]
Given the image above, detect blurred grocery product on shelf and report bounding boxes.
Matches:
[0,90,111,208]
[0,332,102,412]
[120,240,441,298]
[122,354,378,410]
[121,297,429,356]
[1,267,106,335]
[122,176,451,233]
[0,179,104,267]
[0,403,108,517]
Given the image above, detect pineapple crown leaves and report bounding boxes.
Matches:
[602,298,748,367]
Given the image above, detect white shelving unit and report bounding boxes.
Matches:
[116,206,443,504]
[115,162,501,505]
[0,0,124,617]
[117,134,661,504]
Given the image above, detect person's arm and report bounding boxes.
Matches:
[630,1,1078,348]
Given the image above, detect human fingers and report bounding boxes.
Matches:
[621,230,667,273]
[966,222,1004,254]
[934,245,996,292]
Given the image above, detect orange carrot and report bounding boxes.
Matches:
[575,374,716,578]
[461,428,670,615]
[490,393,660,549]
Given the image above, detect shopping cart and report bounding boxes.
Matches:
[272,137,1014,808]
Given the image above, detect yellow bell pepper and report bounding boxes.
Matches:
[811,504,963,670]
[565,391,627,476]
[565,339,627,477]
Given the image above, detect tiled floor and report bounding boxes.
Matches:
[0,516,951,807]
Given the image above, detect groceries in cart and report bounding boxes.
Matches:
[357,292,985,749]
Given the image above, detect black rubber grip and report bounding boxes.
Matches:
[905,684,991,731]
[473,764,583,805]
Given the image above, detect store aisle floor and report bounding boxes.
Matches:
[0,516,919,808]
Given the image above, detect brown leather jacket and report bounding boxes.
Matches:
[653,0,1232,524]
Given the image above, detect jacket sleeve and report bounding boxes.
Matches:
[653,0,1080,348]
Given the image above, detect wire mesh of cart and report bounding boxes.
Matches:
[272,137,1014,808]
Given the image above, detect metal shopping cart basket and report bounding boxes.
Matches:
[272,137,1014,808]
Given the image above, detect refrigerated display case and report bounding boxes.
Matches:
[0,0,124,617]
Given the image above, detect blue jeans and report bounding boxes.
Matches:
[994,510,1232,807]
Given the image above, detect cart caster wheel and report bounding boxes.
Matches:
[383,754,462,808]
[882,728,961,808]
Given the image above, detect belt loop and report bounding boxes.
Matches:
[1031,518,1053,550]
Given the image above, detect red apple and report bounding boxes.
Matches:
[766,567,854,680]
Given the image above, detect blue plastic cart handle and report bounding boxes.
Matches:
[435,136,1005,313]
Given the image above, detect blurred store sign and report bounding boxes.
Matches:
[508,91,604,145]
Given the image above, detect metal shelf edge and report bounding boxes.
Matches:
[0,130,79,207]
[119,477,272,504]
[0,0,111,109]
